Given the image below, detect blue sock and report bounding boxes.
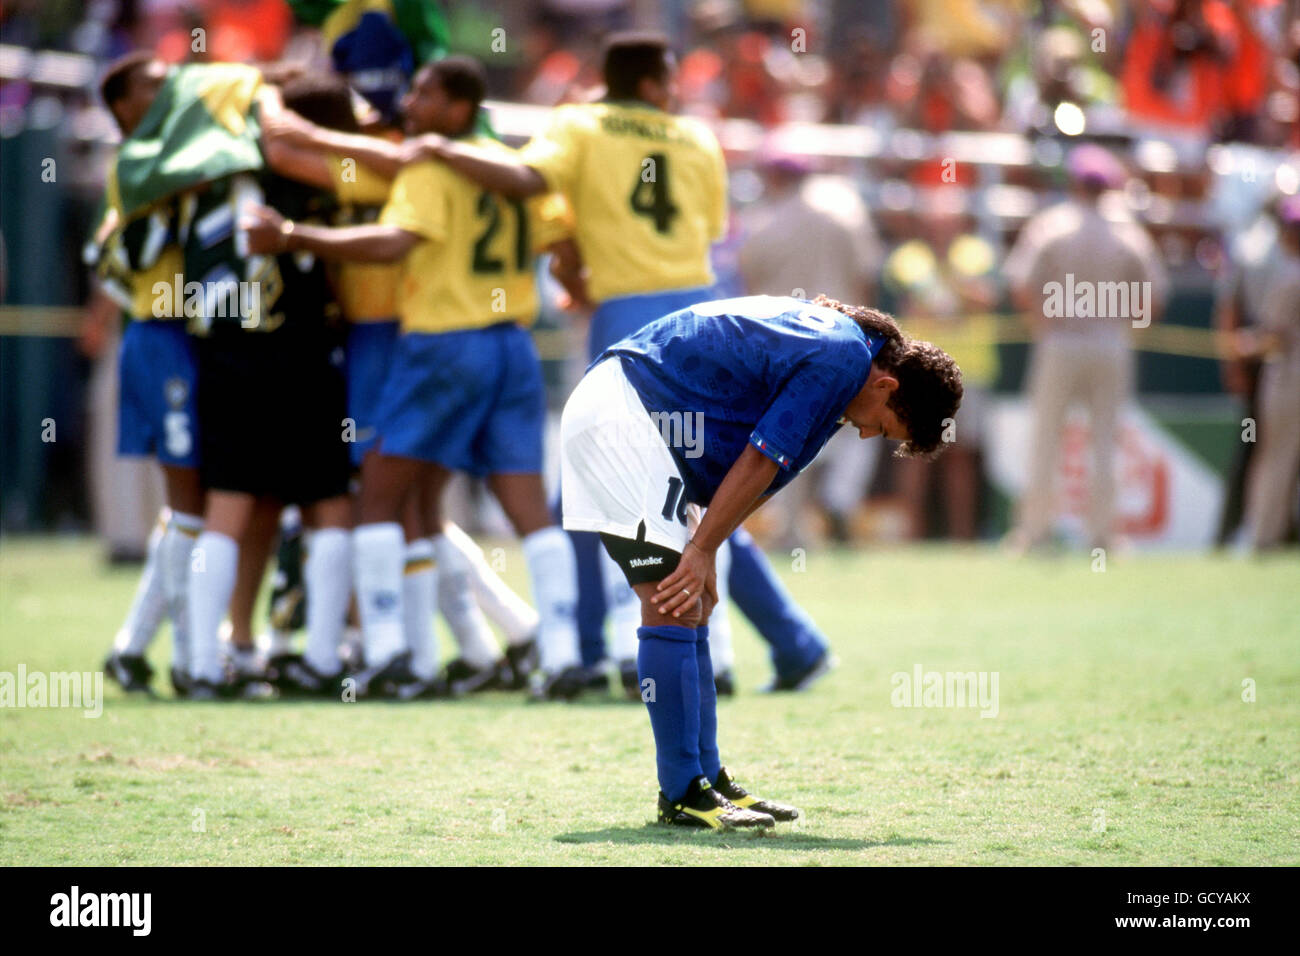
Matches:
[637,624,703,802]
[571,530,609,667]
[695,626,721,784]
[728,528,828,678]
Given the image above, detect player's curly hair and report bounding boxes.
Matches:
[812,295,963,459]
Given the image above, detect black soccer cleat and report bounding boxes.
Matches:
[529,664,587,702]
[503,638,539,689]
[583,662,612,693]
[657,776,775,830]
[713,669,736,697]
[760,648,836,693]
[396,674,456,700]
[352,650,418,700]
[184,677,271,701]
[169,667,193,699]
[266,654,345,698]
[619,659,642,700]
[712,766,800,822]
[441,657,504,695]
[104,653,155,695]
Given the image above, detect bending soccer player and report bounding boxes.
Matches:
[560,294,962,828]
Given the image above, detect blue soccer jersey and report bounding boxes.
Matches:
[598,295,884,504]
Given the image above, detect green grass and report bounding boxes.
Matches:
[1,535,1297,865]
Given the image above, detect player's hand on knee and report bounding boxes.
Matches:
[653,541,715,620]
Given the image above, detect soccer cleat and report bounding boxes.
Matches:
[441,657,504,695]
[760,648,837,693]
[712,766,800,822]
[170,667,193,699]
[528,665,587,701]
[714,669,736,697]
[227,645,266,681]
[266,654,345,698]
[396,674,456,700]
[104,653,155,695]
[503,638,539,689]
[352,650,418,700]
[185,677,272,701]
[657,776,775,830]
[583,661,612,693]
[619,658,642,700]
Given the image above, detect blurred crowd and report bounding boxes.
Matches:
[2,0,1298,552]
[5,0,1297,144]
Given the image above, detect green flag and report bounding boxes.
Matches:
[109,63,265,221]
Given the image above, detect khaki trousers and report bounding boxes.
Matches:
[1243,360,1300,549]
[1016,335,1134,547]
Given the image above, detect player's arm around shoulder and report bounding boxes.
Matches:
[243,208,420,264]
[404,130,550,200]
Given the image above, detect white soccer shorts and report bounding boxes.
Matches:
[559,356,698,557]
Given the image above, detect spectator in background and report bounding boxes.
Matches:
[737,151,883,543]
[882,188,998,540]
[1213,194,1290,545]
[900,0,1027,61]
[1002,24,1119,137]
[1002,144,1169,553]
[893,49,1001,138]
[1240,195,1300,551]
[1121,0,1270,139]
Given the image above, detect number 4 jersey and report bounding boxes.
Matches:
[519,101,727,303]
[379,135,572,334]
[598,295,886,505]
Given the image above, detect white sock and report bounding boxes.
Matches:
[600,545,641,664]
[265,629,295,658]
[113,513,168,656]
[341,625,363,669]
[304,527,350,677]
[402,538,439,680]
[521,526,580,673]
[352,522,405,669]
[442,522,538,645]
[433,533,501,668]
[229,643,262,678]
[188,530,238,683]
[164,511,204,675]
[708,538,735,672]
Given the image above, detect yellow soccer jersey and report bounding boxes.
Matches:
[327,153,400,323]
[96,177,185,321]
[519,101,726,302]
[379,137,572,334]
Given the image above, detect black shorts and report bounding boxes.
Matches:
[599,521,683,586]
[195,329,350,505]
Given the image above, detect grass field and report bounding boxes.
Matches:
[1,535,1297,866]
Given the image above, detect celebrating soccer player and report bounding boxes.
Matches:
[244,56,587,699]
